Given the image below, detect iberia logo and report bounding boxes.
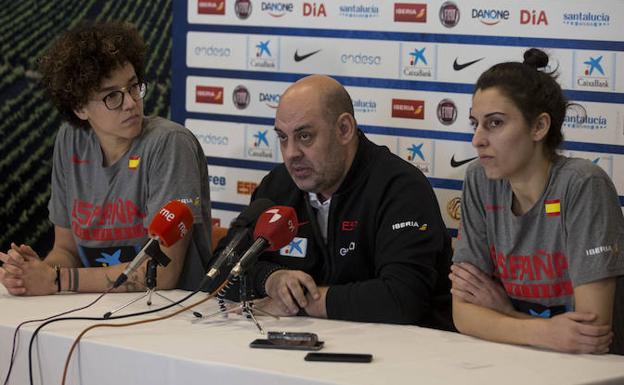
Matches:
[544,199,561,216]
[128,155,140,170]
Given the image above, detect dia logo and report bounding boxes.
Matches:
[303,2,326,17]
[520,9,548,25]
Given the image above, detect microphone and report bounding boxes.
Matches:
[112,200,193,289]
[228,206,298,278]
[205,199,275,280]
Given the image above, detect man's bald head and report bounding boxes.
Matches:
[274,75,359,198]
[280,75,355,125]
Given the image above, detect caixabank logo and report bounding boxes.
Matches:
[246,128,275,160]
[250,39,277,69]
[392,99,425,120]
[402,47,433,79]
[563,11,610,27]
[198,0,225,15]
[576,54,611,90]
[394,3,426,23]
[401,140,435,175]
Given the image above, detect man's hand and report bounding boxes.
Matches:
[0,243,55,296]
[537,312,613,354]
[450,262,515,316]
[264,269,320,315]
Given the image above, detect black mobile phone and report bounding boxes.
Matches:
[304,352,373,363]
[249,338,324,351]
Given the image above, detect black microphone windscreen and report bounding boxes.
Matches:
[230,198,275,228]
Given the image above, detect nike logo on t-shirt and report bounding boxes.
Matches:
[453,57,484,71]
[294,49,321,62]
[450,155,477,168]
[71,154,90,164]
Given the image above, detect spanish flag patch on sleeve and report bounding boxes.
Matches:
[128,155,140,170]
[544,199,561,217]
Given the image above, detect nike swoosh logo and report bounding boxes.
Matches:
[71,154,90,164]
[450,155,477,168]
[294,49,321,62]
[453,57,484,71]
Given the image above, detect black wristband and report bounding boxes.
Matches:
[54,265,61,292]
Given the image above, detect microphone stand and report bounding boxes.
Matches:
[203,272,278,333]
[103,251,202,319]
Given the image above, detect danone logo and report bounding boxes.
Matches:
[392,99,424,119]
[259,92,280,108]
[471,8,509,25]
[394,3,426,22]
[563,11,610,27]
[196,86,224,104]
[261,2,294,17]
[198,0,225,15]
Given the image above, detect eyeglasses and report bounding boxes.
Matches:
[99,82,147,110]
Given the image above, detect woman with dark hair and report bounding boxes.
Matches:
[450,48,624,354]
[0,21,212,295]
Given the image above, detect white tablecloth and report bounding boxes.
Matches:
[1,288,624,385]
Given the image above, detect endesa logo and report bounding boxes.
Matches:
[194,45,231,57]
[303,2,326,17]
[195,133,229,146]
[198,0,225,15]
[392,99,424,119]
[471,8,509,25]
[196,86,223,104]
[237,180,258,195]
[563,11,610,27]
[261,2,294,17]
[520,9,548,25]
[394,3,426,23]
[340,52,381,66]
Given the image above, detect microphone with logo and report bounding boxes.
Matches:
[111,200,193,289]
[203,199,275,286]
[228,206,298,279]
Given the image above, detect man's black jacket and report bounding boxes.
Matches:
[215,133,453,329]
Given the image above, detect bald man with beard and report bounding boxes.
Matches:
[217,75,453,328]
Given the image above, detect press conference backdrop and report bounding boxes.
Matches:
[171,0,624,236]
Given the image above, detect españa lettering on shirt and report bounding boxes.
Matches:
[71,198,147,241]
[489,245,573,299]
